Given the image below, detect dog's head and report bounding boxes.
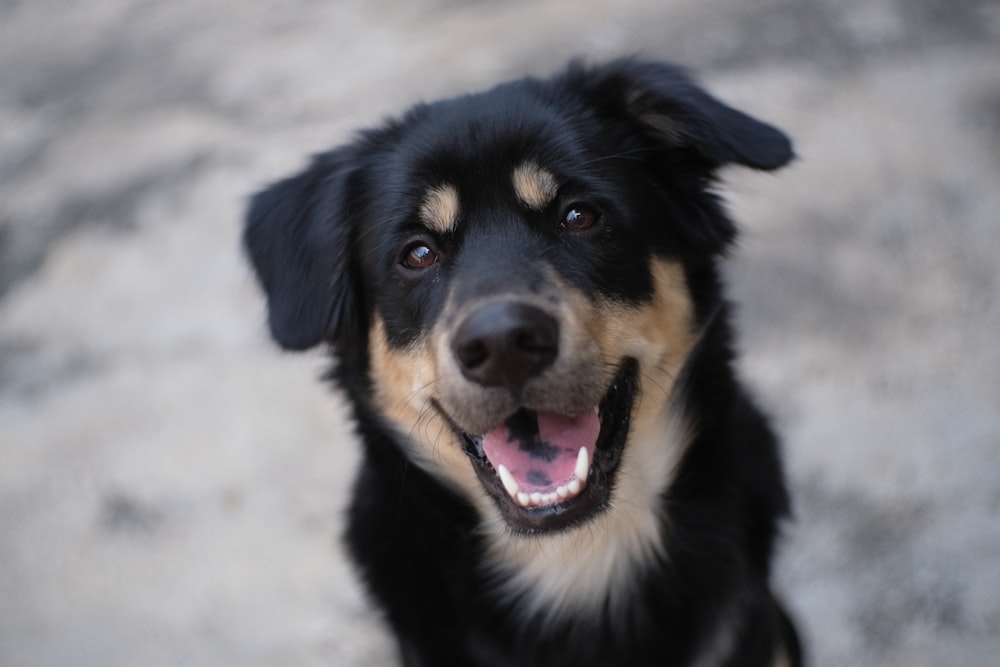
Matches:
[244,60,791,542]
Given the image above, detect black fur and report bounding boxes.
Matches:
[244,59,801,666]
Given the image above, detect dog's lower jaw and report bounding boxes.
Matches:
[479,397,694,626]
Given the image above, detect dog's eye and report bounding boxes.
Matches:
[401,242,438,270]
[561,205,598,231]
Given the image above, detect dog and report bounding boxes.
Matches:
[244,59,802,667]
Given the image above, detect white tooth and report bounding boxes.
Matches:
[575,447,589,483]
[544,493,557,505]
[556,485,569,498]
[530,492,542,505]
[568,478,581,495]
[517,492,531,506]
[497,465,519,498]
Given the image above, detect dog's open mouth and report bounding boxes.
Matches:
[458,359,638,533]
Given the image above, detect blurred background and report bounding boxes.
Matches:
[2,1,998,665]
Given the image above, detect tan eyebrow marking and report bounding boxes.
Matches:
[419,183,461,234]
[512,162,558,210]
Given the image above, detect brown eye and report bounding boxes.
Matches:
[562,205,598,231]
[402,242,438,270]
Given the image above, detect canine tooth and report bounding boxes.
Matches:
[530,492,542,505]
[497,465,519,498]
[517,492,531,506]
[567,478,581,495]
[575,447,589,483]
[556,485,569,498]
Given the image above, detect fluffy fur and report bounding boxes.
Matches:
[244,59,802,667]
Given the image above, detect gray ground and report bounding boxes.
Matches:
[2,1,999,665]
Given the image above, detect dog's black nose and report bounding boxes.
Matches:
[452,302,559,390]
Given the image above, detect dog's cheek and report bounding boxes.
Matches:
[592,258,696,437]
[368,315,483,498]
[587,258,698,571]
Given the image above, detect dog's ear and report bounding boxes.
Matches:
[575,59,794,171]
[569,59,793,253]
[243,148,362,351]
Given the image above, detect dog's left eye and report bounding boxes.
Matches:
[401,242,439,270]
[561,204,599,231]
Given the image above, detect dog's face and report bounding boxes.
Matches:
[363,146,699,530]
[245,60,791,611]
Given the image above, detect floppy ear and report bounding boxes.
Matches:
[575,59,794,171]
[242,148,362,351]
[569,59,793,253]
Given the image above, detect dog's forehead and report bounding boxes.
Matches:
[414,161,560,235]
[384,88,586,224]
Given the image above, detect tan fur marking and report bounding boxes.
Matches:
[368,315,480,496]
[419,184,461,234]
[511,162,558,210]
[592,259,695,434]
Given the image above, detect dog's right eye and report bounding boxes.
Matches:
[560,204,600,232]
[401,242,439,270]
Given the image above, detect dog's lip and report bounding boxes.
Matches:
[452,359,638,534]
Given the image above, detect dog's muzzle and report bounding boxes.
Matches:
[439,299,638,533]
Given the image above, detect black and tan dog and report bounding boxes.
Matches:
[244,59,801,667]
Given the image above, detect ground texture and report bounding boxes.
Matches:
[2,1,999,665]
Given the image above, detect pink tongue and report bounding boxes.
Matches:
[481,410,600,493]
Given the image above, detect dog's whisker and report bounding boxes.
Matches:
[580,147,656,166]
[638,367,674,401]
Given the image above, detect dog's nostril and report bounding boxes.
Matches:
[515,328,553,352]
[452,302,559,389]
[455,339,490,370]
